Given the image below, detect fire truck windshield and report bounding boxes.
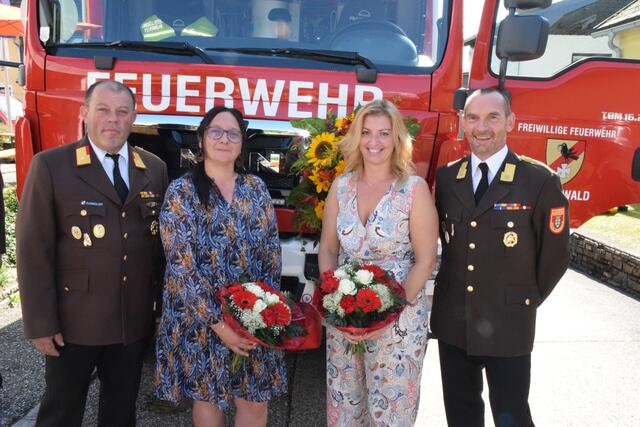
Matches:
[39,0,448,73]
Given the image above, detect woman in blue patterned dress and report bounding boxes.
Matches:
[318,100,439,426]
[155,107,287,426]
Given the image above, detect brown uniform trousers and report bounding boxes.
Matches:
[17,138,168,426]
[431,149,570,427]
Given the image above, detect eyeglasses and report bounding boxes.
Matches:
[205,126,243,144]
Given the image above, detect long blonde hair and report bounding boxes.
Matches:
[339,99,415,182]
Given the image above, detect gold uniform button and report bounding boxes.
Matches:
[507,221,515,228]
[152,210,157,215]
[467,285,474,293]
[80,209,87,216]
[121,212,126,218]
[469,243,476,250]
[123,255,128,262]
[64,286,70,292]
[470,221,477,228]
[123,232,128,239]
[525,298,531,306]
[467,265,475,272]
[123,276,127,282]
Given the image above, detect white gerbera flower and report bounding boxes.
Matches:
[245,283,265,298]
[334,268,349,280]
[252,299,267,313]
[338,279,357,296]
[355,269,374,285]
[264,292,281,305]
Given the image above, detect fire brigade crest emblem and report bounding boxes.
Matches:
[545,139,585,185]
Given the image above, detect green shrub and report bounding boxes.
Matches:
[3,184,17,267]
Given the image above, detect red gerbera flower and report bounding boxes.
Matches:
[261,306,277,327]
[320,271,340,294]
[339,295,357,314]
[227,283,244,294]
[272,303,291,325]
[231,290,258,310]
[356,288,382,313]
[360,265,387,281]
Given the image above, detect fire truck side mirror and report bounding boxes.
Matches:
[496,15,549,62]
[503,0,551,9]
[453,88,467,111]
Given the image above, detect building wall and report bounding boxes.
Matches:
[618,26,640,59]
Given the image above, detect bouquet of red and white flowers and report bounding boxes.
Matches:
[316,263,408,356]
[218,281,322,372]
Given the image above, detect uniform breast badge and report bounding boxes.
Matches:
[93,224,105,239]
[83,233,92,247]
[150,220,159,236]
[503,231,518,247]
[441,221,450,244]
[71,226,82,240]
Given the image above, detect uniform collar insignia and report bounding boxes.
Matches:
[131,150,146,169]
[500,163,516,182]
[75,145,91,166]
[456,160,468,180]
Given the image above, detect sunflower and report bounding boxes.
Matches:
[306,132,337,168]
[334,159,345,177]
[314,200,325,220]
[335,111,356,135]
[309,169,332,193]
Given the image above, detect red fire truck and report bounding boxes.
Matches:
[10,0,640,300]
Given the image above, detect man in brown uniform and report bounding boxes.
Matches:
[17,80,168,426]
[431,88,570,427]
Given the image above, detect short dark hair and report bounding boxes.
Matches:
[465,87,512,116]
[85,80,136,109]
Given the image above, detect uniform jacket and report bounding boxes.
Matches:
[431,149,570,357]
[17,138,168,346]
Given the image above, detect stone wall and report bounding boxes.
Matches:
[570,233,640,297]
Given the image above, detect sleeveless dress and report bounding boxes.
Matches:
[326,171,430,427]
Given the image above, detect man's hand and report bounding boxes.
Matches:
[32,333,64,356]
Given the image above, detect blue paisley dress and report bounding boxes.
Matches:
[327,172,430,427]
[154,173,287,410]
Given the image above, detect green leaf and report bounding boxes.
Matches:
[403,117,421,139]
[290,118,327,136]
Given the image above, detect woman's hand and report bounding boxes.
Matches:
[212,322,256,357]
[342,323,392,344]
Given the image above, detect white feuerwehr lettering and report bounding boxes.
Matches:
[86,72,384,118]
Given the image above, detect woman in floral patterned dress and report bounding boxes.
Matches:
[318,100,439,426]
[155,107,286,426]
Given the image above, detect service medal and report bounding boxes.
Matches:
[503,231,518,247]
[150,220,159,236]
[93,224,105,239]
[71,226,82,240]
[444,231,450,244]
[83,233,92,247]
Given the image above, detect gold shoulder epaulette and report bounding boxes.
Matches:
[519,155,556,174]
[131,149,147,169]
[455,160,468,180]
[75,146,91,166]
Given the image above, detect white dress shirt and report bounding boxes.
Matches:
[89,139,130,189]
[471,145,508,192]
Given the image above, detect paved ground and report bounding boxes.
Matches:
[2,268,639,426]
